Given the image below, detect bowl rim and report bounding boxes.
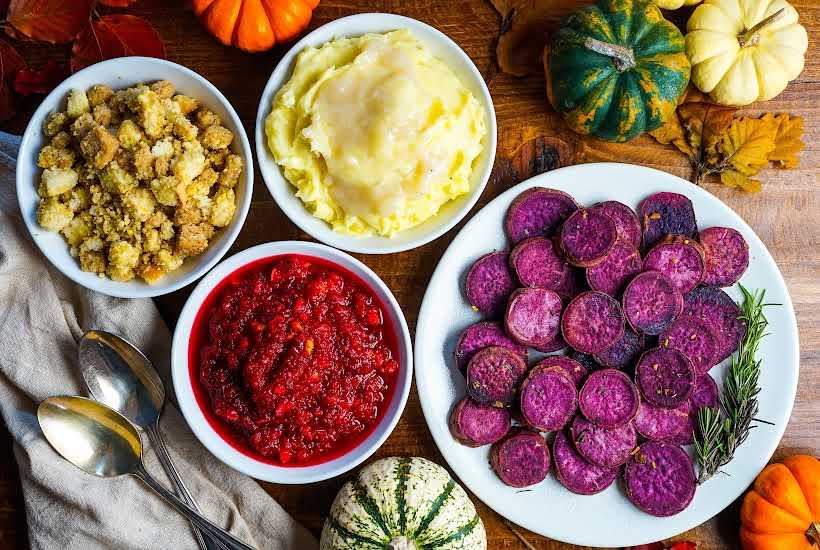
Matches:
[171,241,414,483]
[15,56,253,298]
[254,12,498,255]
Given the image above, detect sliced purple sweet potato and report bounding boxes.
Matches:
[511,237,570,290]
[561,291,625,354]
[505,187,578,244]
[558,208,617,267]
[579,368,640,428]
[586,241,643,297]
[623,271,683,336]
[659,315,719,376]
[520,365,578,431]
[553,430,617,495]
[683,286,746,362]
[673,373,719,445]
[466,346,528,408]
[449,397,511,447]
[593,328,645,370]
[634,400,690,442]
[535,356,588,388]
[643,235,706,294]
[570,415,637,469]
[625,441,696,517]
[699,226,750,287]
[504,288,563,351]
[592,200,642,249]
[538,332,568,353]
[639,192,698,250]
[490,429,550,488]
[454,321,527,374]
[465,251,517,316]
[635,347,695,409]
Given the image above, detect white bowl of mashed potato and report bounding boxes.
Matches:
[16,57,253,298]
[255,13,496,254]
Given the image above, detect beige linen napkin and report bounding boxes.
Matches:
[0,132,318,550]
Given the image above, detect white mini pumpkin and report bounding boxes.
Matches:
[320,457,487,550]
[685,0,808,106]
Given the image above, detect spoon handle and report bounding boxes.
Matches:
[146,424,225,550]
[134,465,257,550]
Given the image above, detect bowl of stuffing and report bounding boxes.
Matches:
[16,57,253,298]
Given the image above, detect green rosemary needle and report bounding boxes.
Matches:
[694,284,776,483]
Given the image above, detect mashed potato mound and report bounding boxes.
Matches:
[266,29,487,237]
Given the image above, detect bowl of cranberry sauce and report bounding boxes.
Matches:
[172,241,412,483]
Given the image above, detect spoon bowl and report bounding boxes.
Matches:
[38,396,142,478]
[79,330,164,428]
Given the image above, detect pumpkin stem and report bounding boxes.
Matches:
[583,37,636,72]
[807,521,820,547]
[738,8,786,48]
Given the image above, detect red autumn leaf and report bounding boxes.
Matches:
[6,0,95,44]
[0,38,27,121]
[71,15,166,73]
[14,59,67,95]
[669,543,697,550]
[99,0,138,5]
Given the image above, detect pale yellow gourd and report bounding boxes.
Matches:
[654,0,701,10]
[685,0,808,106]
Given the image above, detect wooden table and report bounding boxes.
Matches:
[2,1,818,548]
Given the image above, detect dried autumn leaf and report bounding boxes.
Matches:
[765,113,804,169]
[71,15,167,73]
[648,112,691,158]
[0,38,26,121]
[494,0,588,76]
[14,59,67,95]
[99,0,138,6]
[715,116,778,177]
[679,102,735,162]
[6,0,95,44]
[650,86,735,165]
[720,170,762,193]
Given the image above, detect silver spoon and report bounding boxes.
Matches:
[78,329,220,550]
[37,396,256,550]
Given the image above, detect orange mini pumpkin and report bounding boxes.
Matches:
[741,455,820,550]
[192,0,320,53]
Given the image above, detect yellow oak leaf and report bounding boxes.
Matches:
[715,116,778,177]
[720,170,762,193]
[649,115,692,159]
[765,113,805,169]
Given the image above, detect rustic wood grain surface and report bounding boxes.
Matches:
[2,0,818,548]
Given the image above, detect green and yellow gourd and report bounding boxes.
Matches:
[545,0,691,142]
[320,457,486,550]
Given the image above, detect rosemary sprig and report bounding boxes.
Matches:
[694,285,777,483]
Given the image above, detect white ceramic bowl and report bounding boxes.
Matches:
[255,13,497,254]
[16,57,253,298]
[171,241,413,483]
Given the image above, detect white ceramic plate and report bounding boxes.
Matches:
[16,57,253,298]
[254,13,497,254]
[414,163,799,547]
[172,241,413,483]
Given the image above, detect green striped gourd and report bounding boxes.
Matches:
[545,0,691,142]
[320,457,486,550]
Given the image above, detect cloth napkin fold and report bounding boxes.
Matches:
[0,131,318,550]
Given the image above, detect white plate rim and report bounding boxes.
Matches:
[253,12,497,254]
[414,162,799,547]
